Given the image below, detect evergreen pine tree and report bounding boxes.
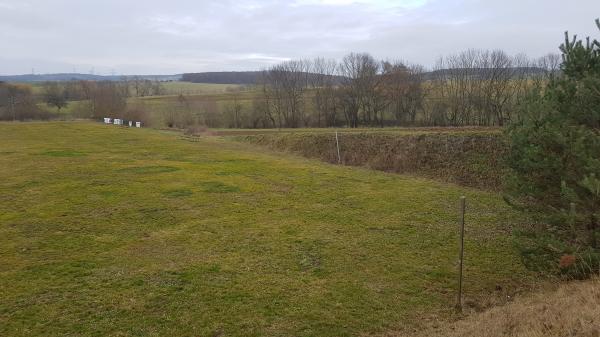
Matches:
[505,20,600,275]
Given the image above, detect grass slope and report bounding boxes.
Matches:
[390,278,600,337]
[232,131,505,190]
[0,122,533,337]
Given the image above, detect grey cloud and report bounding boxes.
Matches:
[1,0,599,75]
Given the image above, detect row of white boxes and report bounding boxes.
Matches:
[103,118,142,128]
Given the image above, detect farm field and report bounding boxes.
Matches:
[23,82,251,124]
[27,81,240,97]
[0,122,534,336]
[132,87,257,112]
[160,82,243,96]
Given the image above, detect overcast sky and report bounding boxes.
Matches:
[1,0,599,75]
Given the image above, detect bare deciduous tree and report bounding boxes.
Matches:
[311,57,339,127]
[381,61,426,125]
[224,87,244,128]
[0,83,42,120]
[42,82,69,112]
[338,52,381,127]
[254,49,550,128]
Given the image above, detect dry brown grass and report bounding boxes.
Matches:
[386,278,600,337]
[237,132,506,190]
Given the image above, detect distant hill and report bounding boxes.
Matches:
[0,73,182,83]
[181,72,263,84]
[182,71,347,85]
[1,67,552,85]
[0,71,261,84]
[183,68,551,85]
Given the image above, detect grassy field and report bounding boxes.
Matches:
[132,88,257,112]
[37,100,89,119]
[160,82,243,96]
[26,82,244,123]
[0,122,534,336]
[26,81,241,97]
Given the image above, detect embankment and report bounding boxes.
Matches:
[233,130,506,190]
[391,278,600,337]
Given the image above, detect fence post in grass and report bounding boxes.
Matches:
[335,131,341,164]
[456,196,466,311]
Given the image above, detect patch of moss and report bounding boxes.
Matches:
[162,189,193,198]
[39,150,86,157]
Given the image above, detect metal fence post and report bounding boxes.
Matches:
[335,131,341,164]
[456,196,466,311]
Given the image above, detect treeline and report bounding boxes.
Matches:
[250,50,561,128]
[55,80,153,122]
[41,77,165,101]
[182,72,263,84]
[2,50,562,128]
[0,82,49,120]
[0,78,165,121]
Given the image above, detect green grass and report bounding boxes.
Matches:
[199,181,242,193]
[118,165,181,174]
[38,149,87,157]
[36,100,90,119]
[160,82,243,96]
[0,122,534,336]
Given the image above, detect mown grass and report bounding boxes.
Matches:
[0,122,534,337]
